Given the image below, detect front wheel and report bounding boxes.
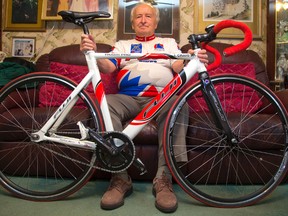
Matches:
[164,74,288,207]
[0,72,105,201]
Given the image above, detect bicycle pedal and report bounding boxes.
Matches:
[133,158,147,175]
[77,121,89,140]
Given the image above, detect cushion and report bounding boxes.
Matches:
[39,62,118,107]
[180,63,262,113]
[49,62,118,94]
[186,62,256,88]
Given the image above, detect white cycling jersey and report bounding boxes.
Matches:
[109,35,181,97]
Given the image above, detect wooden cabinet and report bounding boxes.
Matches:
[267,0,288,90]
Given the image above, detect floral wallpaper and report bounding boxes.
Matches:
[1,0,266,63]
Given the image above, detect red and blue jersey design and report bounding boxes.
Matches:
[109,36,181,97]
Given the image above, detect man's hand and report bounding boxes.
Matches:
[188,49,209,64]
[173,49,209,73]
[80,34,117,74]
[80,34,97,52]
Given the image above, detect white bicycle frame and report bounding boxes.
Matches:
[32,49,206,149]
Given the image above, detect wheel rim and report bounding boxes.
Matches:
[164,75,288,207]
[0,73,104,200]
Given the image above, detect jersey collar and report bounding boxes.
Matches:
[135,34,156,42]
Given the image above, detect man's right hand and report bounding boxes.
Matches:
[80,34,97,52]
[80,34,117,74]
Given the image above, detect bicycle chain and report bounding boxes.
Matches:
[40,131,135,174]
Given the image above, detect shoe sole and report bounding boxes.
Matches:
[155,202,178,213]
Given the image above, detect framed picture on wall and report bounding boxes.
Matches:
[12,37,36,58]
[116,0,180,42]
[41,0,114,20]
[4,0,45,31]
[194,0,262,39]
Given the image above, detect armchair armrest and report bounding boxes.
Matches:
[274,89,288,112]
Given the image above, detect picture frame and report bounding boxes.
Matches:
[194,0,262,39]
[41,0,114,20]
[116,0,180,42]
[4,0,45,32]
[12,37,36,58]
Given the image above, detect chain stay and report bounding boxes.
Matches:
[40,131,135,174]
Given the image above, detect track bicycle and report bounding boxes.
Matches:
[0,11,288,208]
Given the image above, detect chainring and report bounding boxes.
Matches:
[96,131,135,173]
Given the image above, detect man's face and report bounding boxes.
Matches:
[131,4,158,37]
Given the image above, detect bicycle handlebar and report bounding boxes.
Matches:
[208,20,253,56]
[201,20,253,71]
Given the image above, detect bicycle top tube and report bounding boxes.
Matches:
[89,52,196,61]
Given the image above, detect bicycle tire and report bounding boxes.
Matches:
[164,74,288,207]
[0,72,105,201]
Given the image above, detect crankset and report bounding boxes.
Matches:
[94,131,136,173]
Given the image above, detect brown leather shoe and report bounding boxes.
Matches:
[100,175,133,210]
[153,173,178,213]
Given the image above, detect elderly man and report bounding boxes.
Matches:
[80,2,208,213]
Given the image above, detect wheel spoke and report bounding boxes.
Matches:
[164,75,288,207]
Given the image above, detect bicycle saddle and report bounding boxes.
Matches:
[58,10,111,24]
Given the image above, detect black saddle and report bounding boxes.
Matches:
[58,10,111,25]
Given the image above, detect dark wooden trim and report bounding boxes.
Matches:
[0,0,2,50]
[266,0,276,82]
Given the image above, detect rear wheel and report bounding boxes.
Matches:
[164,75,288,207]
[0,72,105,201]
